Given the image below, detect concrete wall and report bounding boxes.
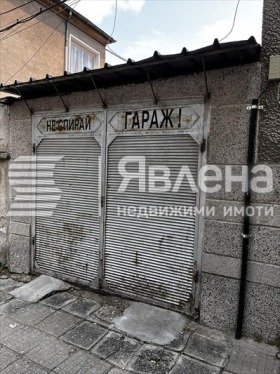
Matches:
[3,61,279,341]
[0,105,10,265]
[258,0,280,162]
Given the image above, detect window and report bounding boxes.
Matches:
[69,36,100,73]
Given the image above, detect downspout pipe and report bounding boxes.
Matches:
[64,10,72,71]
[235,98,259,340]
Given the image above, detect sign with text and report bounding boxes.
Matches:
[37,114,102,135]
[109,106,200,132]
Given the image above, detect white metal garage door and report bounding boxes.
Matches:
[35,137,101,285]
[104,134,200,309]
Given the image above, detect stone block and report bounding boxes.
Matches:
[250,225,280,265]
[62,297,100,318]
[41,291,77,309]
[252,165,280,205]
[127,344,178,374]
[25,335,75,371]
[9,119,32,158]
[184,332,229,367]
[8,234,30,274]
[10,221,30,237]
[202,253,241,279]
[11,303,55,326]
[200,273,239,333]
[204,220,280,266]
[204,220,242,258]
[243,282,280,341]
[36,310,82,337]
[53,350,111,374]
[202,252,280,287]
[0,358,49,374]
[200,273,280,341]
[61,321,108,350]
[207,105,250,165]
[0,346,19,371]
[92,331,140,368]
[170,355,220,374]
[206,199,280,227]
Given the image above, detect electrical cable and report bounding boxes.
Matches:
[0,0,36,16]
[220,0,241,42]
[105,47,127,63]
[0,0,69,33]
[4,0,81,84]
[106,0,128,63]
[0,0,77,42]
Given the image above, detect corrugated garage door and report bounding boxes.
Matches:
[35,137,101,285]
[104,134,199,308]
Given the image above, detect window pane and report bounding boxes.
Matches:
[70,41,97,73]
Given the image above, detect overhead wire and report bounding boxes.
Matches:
[0,0,36,16]
[106,0,128,63]
[0,0,69,33]
[4,0,81,84]
[0,0,75,42]
[219,0,241,42]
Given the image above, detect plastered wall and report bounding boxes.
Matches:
[3,62,279,341]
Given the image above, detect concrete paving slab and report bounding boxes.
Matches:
[62,298,100,318]
[0,357,49,374]
[127,344,178,374]
[92,304,123,325]
[0,291,12,305]
[25,336,75,370]
[61,321,108,350]
[107,369,131,374]
[0,298,30,316]
[92,331,140,368]
[0,345,19,371]
[1,325,48,354]
[164,328,193,352]
[53,350,111,374]
[36,310,82,337]
[11,303,55,326]
[184,332,229,367]
[0,315,23,338]
[170,355,220,374]
[41,292,77,309]
[113,302,187,345]
[226,340,280,374]
[9,275,70,302]
[0,278,20,292]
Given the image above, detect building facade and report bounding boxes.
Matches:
[0,0,114,86]
[0,0,279,343]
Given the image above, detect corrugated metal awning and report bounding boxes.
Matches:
[0,37,261,101]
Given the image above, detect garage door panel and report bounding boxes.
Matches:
[104,134,199,308]
[35,137,101,284]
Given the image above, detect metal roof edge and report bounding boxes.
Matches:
[0,37,261,100]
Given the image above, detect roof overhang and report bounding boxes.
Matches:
[0,37,261,102]
[37,0,115,45]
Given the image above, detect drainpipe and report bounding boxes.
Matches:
[235,98,259,340]
[64,10,72,71]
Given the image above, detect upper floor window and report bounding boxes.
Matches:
[69,36,100,73]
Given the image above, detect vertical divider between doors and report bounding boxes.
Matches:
[98,110,108,288]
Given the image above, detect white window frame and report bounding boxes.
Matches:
[68,34,101,73]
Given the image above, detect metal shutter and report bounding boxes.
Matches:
[104,134,199,307]
[35,137,100,285]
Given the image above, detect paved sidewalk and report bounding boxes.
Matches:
[0,276,279,374]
